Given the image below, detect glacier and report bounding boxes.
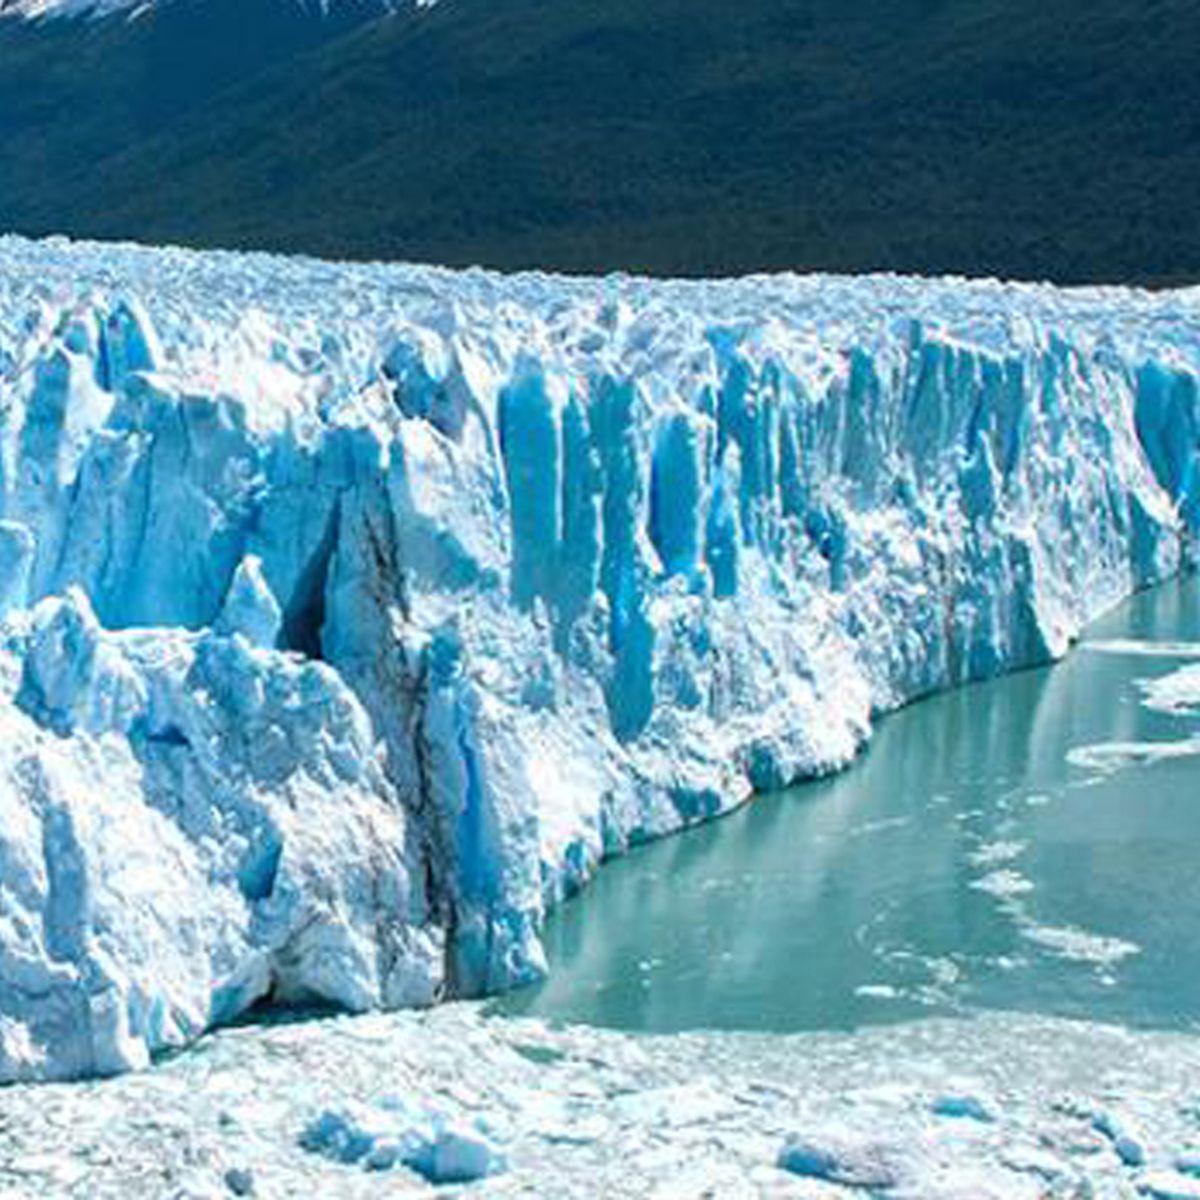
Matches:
[0,233,1198,1083]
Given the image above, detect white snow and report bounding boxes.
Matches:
[0,233,1198,1081]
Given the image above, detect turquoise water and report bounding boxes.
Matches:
[500,578,1200,1034]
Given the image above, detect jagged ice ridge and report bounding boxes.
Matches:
[0,234,1198,1082]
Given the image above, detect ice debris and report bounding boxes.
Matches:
[777,1129,908,1188]
[1140,1171,1200,1200]
[1140,663,1200,716]
[299,1098,507,1183]
[932,1091,995,1123]
[1094,1110,1150,1167]
[0,1003,1199,1199]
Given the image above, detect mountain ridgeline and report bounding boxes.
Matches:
[0,0,1197,284]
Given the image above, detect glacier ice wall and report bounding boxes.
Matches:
[0,235,1198,1081]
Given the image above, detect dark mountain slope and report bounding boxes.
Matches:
[2,0,1197,284]
[0,0,405,227]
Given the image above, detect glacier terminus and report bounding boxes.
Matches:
[0,234,1198,1084]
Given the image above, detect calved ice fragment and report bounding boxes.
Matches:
[777,1128,910,1188]
[300,1098,507,1183]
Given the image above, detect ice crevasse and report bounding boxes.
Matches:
[0,235,1198,1082]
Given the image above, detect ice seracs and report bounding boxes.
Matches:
[0,586,442,1082]
[214,555,283,649]
[0,233,1198,1081]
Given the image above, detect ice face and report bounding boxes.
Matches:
[0,588,443,1082]
[0,234,1198,1081]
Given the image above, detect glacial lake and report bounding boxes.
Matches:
[499,576,1200,1034]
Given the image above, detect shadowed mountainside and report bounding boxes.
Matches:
[1,0,1197,283]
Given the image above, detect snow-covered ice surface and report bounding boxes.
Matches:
[3,1003,1200,1198]
[1,233,1199,1082]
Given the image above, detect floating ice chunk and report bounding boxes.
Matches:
[777,1130,908,1189]
[1140,665,1200,717]
[223,1167,255,1196]
[300,1106,389,1165]
[855,984,901,1000]
[1084,640,1200,660]
[970,869,1035,899]
[932,1091,995,1122]
[1139,1170,1200,1199]
[1021,924,1140,968]
[1067,739,1200,776]
[299,1100,507,1184]
[1177,1152,1200,1178]
[967,840,1027,868]
[414,1123,508,1185]
[1093,1111,1149,1167]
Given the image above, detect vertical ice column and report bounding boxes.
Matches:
[0,521,34,620]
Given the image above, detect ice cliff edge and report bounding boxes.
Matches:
[0,235,1197,1082]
